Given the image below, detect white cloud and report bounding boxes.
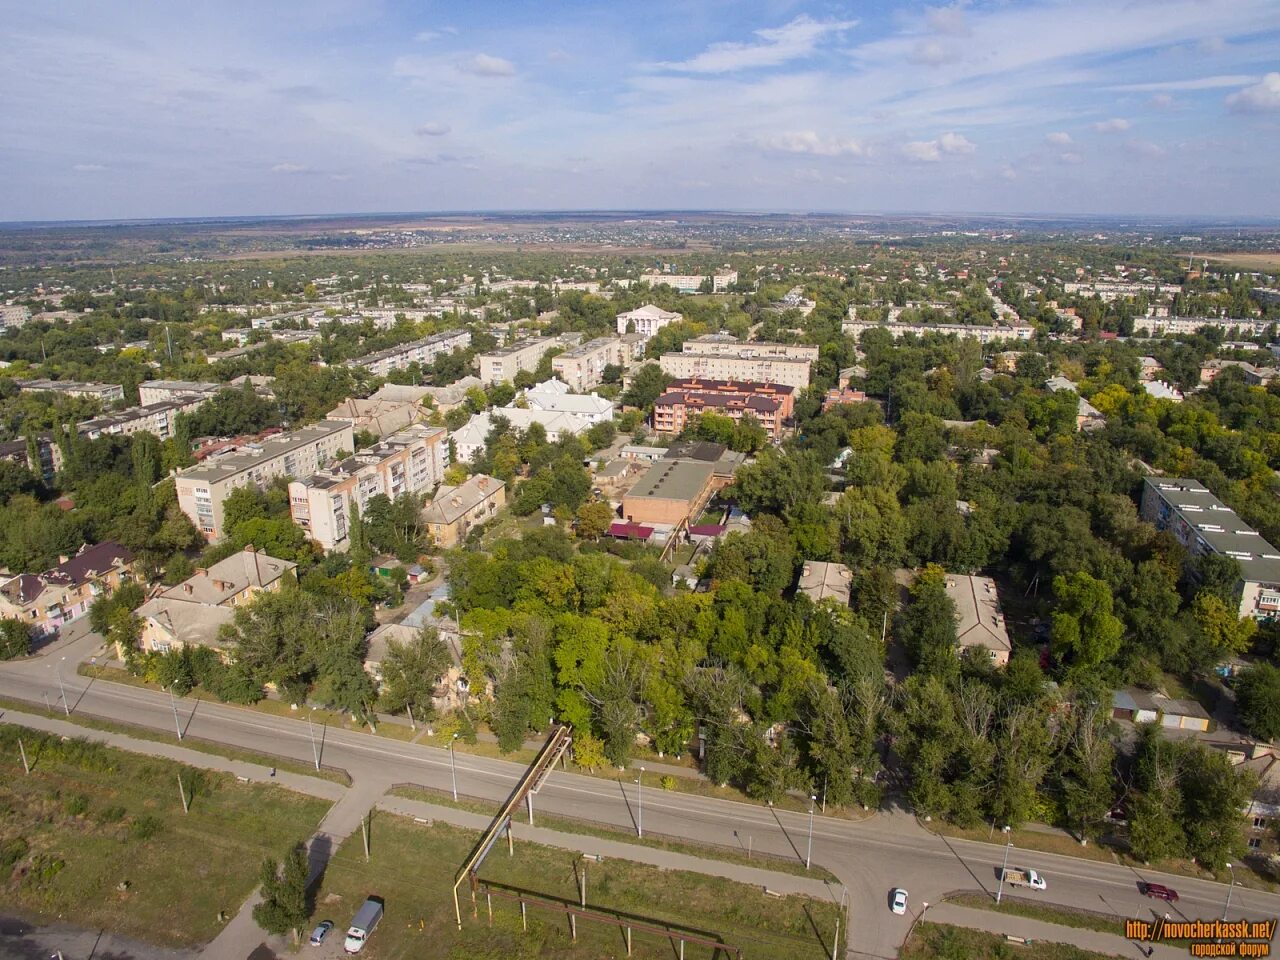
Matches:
[925,3,971,36]
[902,131,975,161]
[458,53,515,77]
[414,27,456,42]
[1226,72,1280,112]
[1059,152,1083,165]
[1045,131,1072,146]
[270,162,309,174]
[415,122,451,136]
[999,163,1017,181]
[1093,117,1131,133]
[655,15,856,73]
[1111,74,1257,92]
[1126,138,1166,157]
[72,163,105,171]
[1149,94,1176,109]
[757,130,867,157]
[909,41,958,66]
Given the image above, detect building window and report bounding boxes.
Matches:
[1254,817,1268,829]
[1249,838,1262,850]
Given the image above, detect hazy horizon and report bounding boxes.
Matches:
[4,0,1280,222]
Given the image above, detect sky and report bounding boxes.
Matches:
[2,0,1279,221]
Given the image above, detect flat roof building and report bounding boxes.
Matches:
[344,329,471,377]
[552,336,641,392]
[620,458,717,528]
[138,380,222,404]
[681,335,819,362]
[176,420,354,541]
[17,379,125,403]
[659,351,811,388]
[843,317,1035,344]
[1140,477,1280,620]
[289,424,447,552]
[476,336,556,385]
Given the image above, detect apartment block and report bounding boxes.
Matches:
[551,336,635,392]
[639,271,738,293]
[422,474,506,548]
[176,421,354,541]
[653,378,795,441]
[659,351,812,389]
[1140,477,1280,620]
[477,336,555,384]
[343,329,472,377]
[1132,316,1272,337]
[0,304,31,330]
[77,394,209,441]
[0,542,135,638]
[681,335,819,362]
[616,304,682,342]
[289,424,448,552]
[842,318,1035,344]
[17,379,125,403]
[138,379,222,404]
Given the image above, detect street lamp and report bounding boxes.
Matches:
[1223,862,1236,920]
[635,766,645,838]
[996,826,1012,904]
[806,795,817,870]
[55,657,69,716]
[450,732,459,801]
[167,685,183,741]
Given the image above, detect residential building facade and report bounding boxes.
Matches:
[422,474,506,548]
[615,304,682,342]
[0,304,32,330]
[1140,477,1280,620]
[659,351,811,388]
[842,317,1035,343]
[653,378,795,441]
[289,424,448,552]
[0,542,135,637]
[551,336,635,392]
[620,459,717,527]
[343,329,471,377]
[77,394,209,441]
[17,379,125,403]
[477,337,555,385]
[176,421,354,540]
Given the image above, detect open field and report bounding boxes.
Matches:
[0,724,331,947]
[901,922,1120,960]
[312,814,842,960]
[1195,252,1280,271]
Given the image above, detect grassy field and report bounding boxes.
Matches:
[901,922,1121,960]
[1195,252,1280,271]
[388,783,840,881]
[944,893,1192,948]
[312,815,842,960]
[0,723,331,946]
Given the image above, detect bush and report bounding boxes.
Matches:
[97,805,126,824]
[131,815,163,840]
[0,837,29,870]
[64,793,89,817]
[660,775,677,791]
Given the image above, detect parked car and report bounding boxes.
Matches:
[308,920,334,946]
[999,867,1047,891]
[890,888,908,915]
[344,898,384,954]
[1140,882,1179,902]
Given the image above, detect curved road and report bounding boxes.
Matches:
[3,636,1278,960]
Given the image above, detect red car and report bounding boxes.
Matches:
[1140,882,1179,902]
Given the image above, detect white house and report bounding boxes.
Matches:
[616,304,682,342]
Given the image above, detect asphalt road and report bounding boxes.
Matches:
[3,643,1278,960]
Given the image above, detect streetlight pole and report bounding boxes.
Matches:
[636,766,645,838]
[996,826,1012,904]
[450,733,459,801]
[1223,862,1236,920]
[168,685,183,741]
[55,657,69,716]
[307,710,320,771]
[806,795,817,870]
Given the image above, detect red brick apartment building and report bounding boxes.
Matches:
[652,378,795,440]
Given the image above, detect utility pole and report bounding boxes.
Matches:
[178,772,189,814]
[635,766,645,838]
[361,812,370,862]
[832,887,847,960]
[307,711,320,771]
[55,657,69,716]
[450,733,459,801]
[168,685,183,741]
[806,795,817,870]
[996,826,1012,905]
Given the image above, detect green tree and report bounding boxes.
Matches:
[252,844,309,938]
[1235,663,1280,741]
[0,618,31,660]
[1191,592,1257,657]
[1050,572,1124,673]
[574,501,614,541]
[620,364,671,409]
[378,625,451,722]
[897,566,959,676]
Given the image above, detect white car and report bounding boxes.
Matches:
[890,888,908,915]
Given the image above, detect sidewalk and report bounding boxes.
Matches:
[377,794,840,902]
[926,902,1188,960]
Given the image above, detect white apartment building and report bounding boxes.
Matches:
[77,395,209,441]
[1063,280,1181,301]
[658,352,812,389]
[138,380,222,405]
[17,379,125,403]
[288,424,447,552]
[681,335,819,362]
[842,318,1035,344]
[343,329,472,377]
[551,336,641,392]
[639,271,738,293]
[476,337,556,385]
[451,408,590,463]
[176,421,354,541]
[0,305,31,330]
[616,304,682,342]
[1132,316,1272,337]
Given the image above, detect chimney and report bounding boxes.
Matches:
[194,568,208,578]
[243,544,255,553]
[183,583,193,594]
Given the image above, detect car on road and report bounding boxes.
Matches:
[309,920,334,946]
[890,888,908,915]
[1140,882,1179,902]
